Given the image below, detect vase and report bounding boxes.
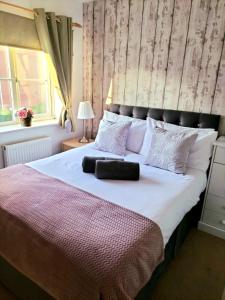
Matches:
[21,117,32,127]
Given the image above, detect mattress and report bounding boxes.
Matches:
[28,143,207,244]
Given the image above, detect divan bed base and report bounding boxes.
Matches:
[0,194,204,300]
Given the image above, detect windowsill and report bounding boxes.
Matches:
[0,119,59,134]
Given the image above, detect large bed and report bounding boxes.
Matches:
[0,105,220,299]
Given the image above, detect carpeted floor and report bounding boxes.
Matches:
[0,229,225,300]
[151,229,225,300]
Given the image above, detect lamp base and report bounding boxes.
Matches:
[79,136,89,143]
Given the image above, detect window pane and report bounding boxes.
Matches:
[0,46,52,125]
[15,48,47,80]
[18,80,49,115]
[0,80,13,122]
[0,46,10,78]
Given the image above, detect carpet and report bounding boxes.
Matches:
[151,229,225,300]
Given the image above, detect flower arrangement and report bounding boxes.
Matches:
[16,107,34,127]
[17,107,34,119]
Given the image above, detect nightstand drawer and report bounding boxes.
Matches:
[208,163,225,198]
[62,144,73,152]
[205,194,225,214]
[214,147,225,165]
[203,209,225,231]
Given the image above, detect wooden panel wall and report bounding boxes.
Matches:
[163,0,192,109]
[178,0,210,111]
[124,0,144,105]
[149,0,174,108]
[113,0,129,105]
[102,0,117,104]
[83,0,225,135]
[83,1,93,136]
[136,0,158,107]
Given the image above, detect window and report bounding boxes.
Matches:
[0,46,53,125]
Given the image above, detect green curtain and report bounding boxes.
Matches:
[34,8,74,130]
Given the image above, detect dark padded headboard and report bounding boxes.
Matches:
[109,104,220,131]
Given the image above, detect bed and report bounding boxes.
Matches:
[0,105,220,299]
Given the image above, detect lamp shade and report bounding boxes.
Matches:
[77,101,94,120]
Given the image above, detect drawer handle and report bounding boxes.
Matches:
[221,220,225,225]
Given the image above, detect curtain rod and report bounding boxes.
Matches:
[0,0,82,28]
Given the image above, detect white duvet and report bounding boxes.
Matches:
[28,143,207,245]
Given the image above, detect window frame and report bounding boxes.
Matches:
[0,46,55,127]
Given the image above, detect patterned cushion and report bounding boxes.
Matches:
[144,127,198,174]
[95,119,131,155]
[103,111,146,153]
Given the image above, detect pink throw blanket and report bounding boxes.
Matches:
[0,165,164,299]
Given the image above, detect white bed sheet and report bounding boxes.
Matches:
[28,143,207,245]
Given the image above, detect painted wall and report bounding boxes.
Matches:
[83,0,225,135]
[0,124,75,168]
[0,0,84,168]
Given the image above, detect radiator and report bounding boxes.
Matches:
[2,137,52,167]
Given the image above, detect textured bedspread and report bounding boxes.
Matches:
[0,165,164,300]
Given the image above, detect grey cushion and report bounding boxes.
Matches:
[82,156,124,173]
[95,160,140,180]
[144,127,198,174]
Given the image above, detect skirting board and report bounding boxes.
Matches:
[198,221,225,240]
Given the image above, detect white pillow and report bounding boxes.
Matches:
[139,118,157,155]
[156,122,218,172]
[140,117,218,172]
[144,127,198,174]
[94,119,131,155]
[187,131,218,171]
[103,111,146,153]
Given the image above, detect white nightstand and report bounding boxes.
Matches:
[199,136,225,239]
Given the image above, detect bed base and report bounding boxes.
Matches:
[136,193,204,299]
[0,193,204,300]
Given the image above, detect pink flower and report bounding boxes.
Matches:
[16,107,34,119]
[17,109,27,119]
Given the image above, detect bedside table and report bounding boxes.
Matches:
[199,136,225,239]
[62,138,94,152]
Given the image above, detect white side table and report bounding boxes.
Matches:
[199,136,225,239]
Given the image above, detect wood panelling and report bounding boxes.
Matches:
[149,0,174,108]
[163,0,192,110]
[212,39,225,114]
[136,0,158,107]
[92,0,105,135]
[124,0,144,105]
[194,0,225,113]
[83,2,93,102]
[83,2,93,136]
[178,0,210,111]
[102,0,117,106]
[83,0,225,134]
[113,0,129,105]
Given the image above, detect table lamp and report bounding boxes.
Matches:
[77,101,94,143]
